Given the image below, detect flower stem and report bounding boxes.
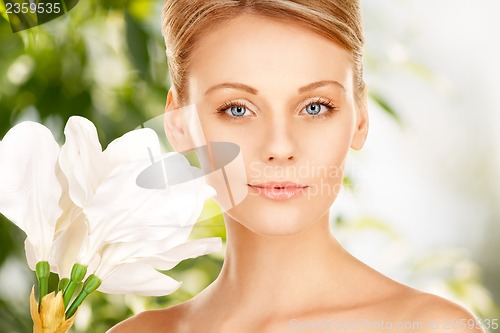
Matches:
[62,263,87,307]
[65,274,101,319]
[35,261,50,306]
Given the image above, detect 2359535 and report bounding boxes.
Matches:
[5,2,61,15]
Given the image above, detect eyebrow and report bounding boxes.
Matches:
[298,80,345,93]
[205,83,258,95]
[204,79,345,96]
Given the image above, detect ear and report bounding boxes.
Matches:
[164,89,190,152]
[350,91,369,150]
[163,89,206,153]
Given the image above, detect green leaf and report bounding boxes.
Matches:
[125,12,150,79]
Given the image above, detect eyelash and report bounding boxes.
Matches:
[304,98,339,119]
[214,98,339,122]
[214,101,249,123]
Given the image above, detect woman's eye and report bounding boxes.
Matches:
[228,105,248,117]
[301,99,338,119]
[216,103,254,120]
[305,103,328,115]
[215,101,255,121]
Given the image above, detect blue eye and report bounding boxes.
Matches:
[215,102,253,122]
[302,98,338,119]
[305,103,326,115]
[229,105,247,117]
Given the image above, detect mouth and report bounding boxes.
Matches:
[247,181,309,189]
[247,182,309,200]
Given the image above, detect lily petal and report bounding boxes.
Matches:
[59,116,111,207]
[142,237,223,271]
[98,262,182,296]
[96,226,194,273]
[54,163,83,235]
[103,128,162,166]
[94,226,220,279]
[51,213,88,278]
[78,159,215,264]
[24,239,37,271]
[0,122,62,262]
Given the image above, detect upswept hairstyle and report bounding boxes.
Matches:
[161,0,365,105]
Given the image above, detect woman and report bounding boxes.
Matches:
[110,0,483,332]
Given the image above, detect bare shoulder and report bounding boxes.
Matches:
[106,302,188,333]
[402,291,485,333]
[362,277,485,333]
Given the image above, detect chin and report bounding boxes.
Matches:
[223,201,324,238]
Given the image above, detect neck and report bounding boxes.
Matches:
[210,212,359,315]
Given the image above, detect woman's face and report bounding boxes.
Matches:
[171,14,368,236]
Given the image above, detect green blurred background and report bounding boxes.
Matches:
[0,1,227,331]
[0,0,499,332]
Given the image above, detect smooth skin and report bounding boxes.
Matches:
[109,14,484,333]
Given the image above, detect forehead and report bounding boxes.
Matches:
[188,14,354,96]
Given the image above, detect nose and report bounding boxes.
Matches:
[260,115,296,162]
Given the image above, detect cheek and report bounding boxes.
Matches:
[190,120,253,214]
[297,119,355,202]
[323,128,352,171]
[302,117,354,166]
[194,108,249,144]
[195,112,256,170]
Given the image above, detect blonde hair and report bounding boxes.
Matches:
[161,0,366,105]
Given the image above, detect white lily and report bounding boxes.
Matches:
[1,116,223,329]
[76,157,221,297]
[73,157,215,265]
[56,116,220,307]
[0,121,62,268]
[58,116,215,261]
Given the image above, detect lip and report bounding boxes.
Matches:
[248,182,309,200]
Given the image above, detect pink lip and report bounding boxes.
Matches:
[248,182,309,200]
